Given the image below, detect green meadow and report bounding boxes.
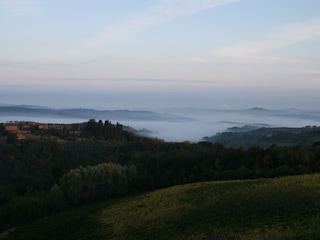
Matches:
[6,173,320,240]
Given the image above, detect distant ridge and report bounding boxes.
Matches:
[247,107,268,111]
[0,105,188,122]
[203,126,320,148]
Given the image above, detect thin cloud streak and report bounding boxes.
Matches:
[182,57,211,63]
[298,69,320,76]
[218,56,301,65]
[61,77,219,84]
[151,0,238,16]
[0,61,74,70]
[70,0,239,54]
[216,17,320,59]
[0,0,42,15]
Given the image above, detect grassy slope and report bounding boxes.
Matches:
[7,174,320,240]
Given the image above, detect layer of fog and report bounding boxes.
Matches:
[2,108,320,142]
[122,108,320,142]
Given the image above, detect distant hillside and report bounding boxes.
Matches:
[0,105,187,122]
[6,174,320,240]
[203,126,320,148]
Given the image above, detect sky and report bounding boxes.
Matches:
[1,0,320,110]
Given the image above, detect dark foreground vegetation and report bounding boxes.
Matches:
[5,174,320,240]
[1,120,320,238]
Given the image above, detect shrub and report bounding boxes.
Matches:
[46,184,68,212]
[2,196,47,224]
[59,163,133,205]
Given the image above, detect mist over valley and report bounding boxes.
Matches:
[1,105,319,143]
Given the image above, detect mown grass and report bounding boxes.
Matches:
[6,174,320,240]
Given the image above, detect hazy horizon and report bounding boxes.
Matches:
[1,1,320,112]
[1,86,320,111]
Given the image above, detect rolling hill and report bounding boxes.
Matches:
[0,105,187,122]
[204,126,320,148]
[6,174,320,240]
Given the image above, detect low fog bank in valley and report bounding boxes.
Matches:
[1,105,319,142]
[123,108,320,142]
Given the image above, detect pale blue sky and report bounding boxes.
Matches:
[1,0,320,110]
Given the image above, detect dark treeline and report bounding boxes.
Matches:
[1,120,320,228]
[106,141,320,191]
[28,119,138,142]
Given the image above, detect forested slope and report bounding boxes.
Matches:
[204,126,320,148]
[1,119,320,237]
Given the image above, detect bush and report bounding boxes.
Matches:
[46,184,68,212]
[2,196,47,224]
[0,184,16,204]
[59,163,133,205]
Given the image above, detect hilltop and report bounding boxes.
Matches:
[0,105,186,122]
[204,125,320,148]
[6,174,320,240]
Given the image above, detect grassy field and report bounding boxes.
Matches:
[5,174,320,240]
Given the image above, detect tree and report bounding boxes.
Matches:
[60,168,84,205]
[7,132,17,144]
[59,162,131,205]
[0,123,6,135]
[46,184,67,211]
